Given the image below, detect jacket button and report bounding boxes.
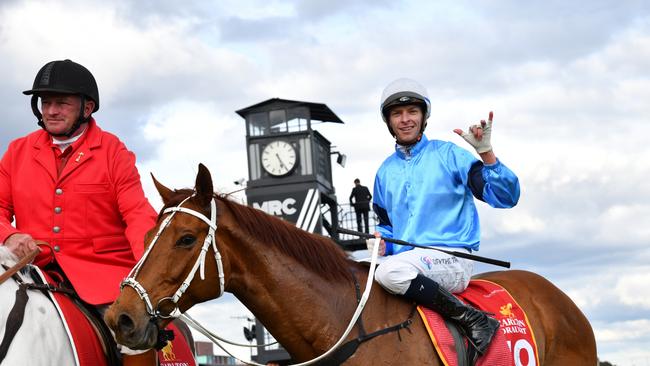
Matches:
[53,226,61,233]
[54,207,62,214]
[55,188,63,195]
[53,245,60,252]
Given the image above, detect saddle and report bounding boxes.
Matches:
[418,279,539,366]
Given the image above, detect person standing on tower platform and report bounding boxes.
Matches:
[349,178,372,233]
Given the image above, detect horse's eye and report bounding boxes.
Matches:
[176,235,196,247]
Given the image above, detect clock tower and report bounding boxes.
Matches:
[236,98,352,365]
[236,98,344,236]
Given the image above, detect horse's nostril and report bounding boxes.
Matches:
[117,313,135,334]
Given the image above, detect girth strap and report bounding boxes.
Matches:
[313,272,415,366]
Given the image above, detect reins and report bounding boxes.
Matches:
[182,235,388,366]
[0,248,40,285]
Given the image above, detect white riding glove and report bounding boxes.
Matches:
[366,237,385,256]
[457,118,493,154]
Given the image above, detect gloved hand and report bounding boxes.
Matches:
[454,111,494,154]
[366,235,386,256]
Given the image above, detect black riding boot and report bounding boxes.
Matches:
[404,275,499,355]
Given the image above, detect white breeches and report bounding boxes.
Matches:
[374,247,474,295]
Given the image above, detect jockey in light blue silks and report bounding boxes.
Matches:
[369,78,520,358]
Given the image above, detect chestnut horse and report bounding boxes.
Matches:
[105,164,597,365]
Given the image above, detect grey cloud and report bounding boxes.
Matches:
[293,0,393,19]
[218,16,298,42]
[112,0,216,24]
[0,91,38,153]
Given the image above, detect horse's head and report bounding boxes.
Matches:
[105,164,226,350]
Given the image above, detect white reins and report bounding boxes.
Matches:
[121,194,224,319]
[182,236,383,366]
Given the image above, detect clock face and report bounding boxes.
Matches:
[261,140,297,177]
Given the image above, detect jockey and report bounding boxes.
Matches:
[369,78,520,357]
[0,59,158,365]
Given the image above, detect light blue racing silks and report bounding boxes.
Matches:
[372,134,520,255]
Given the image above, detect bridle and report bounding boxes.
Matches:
[121,194,224,321]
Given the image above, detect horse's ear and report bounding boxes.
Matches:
[195,163,214,206]
[152,173,174,205]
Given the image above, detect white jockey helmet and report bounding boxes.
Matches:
[380,78,431,137]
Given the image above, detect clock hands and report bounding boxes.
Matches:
[275,153,287,171]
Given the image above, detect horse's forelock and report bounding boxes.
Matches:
[157,188,209,220]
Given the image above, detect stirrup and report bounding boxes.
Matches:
[463,314,499,357]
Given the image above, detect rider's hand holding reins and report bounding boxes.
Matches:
[366,232,386,256]
[3,232,38,259]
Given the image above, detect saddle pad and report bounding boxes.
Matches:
[158,322,197,366]
[418,279,539,366]
[34,269,107,366]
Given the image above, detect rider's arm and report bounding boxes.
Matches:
[0,144,20,243]
[480,159,520,208]
[446,143,520,209]
[109,143,157,259]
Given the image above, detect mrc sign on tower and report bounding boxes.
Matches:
[236,98,343,237]
[249,186,323,233]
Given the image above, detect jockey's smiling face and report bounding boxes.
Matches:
[39,92,94,138]
[388,104,424,145]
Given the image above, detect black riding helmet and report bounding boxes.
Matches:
[23,59,99,138]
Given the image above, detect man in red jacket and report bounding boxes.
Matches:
[0,59,158,365]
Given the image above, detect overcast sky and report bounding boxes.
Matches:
[1,1,649,364]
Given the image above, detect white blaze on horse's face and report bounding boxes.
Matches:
[120,193,224,320]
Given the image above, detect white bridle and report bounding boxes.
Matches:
[121,194,224,319]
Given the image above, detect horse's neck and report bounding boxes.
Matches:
[225,232,357,359]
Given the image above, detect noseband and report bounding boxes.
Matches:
[121,194,225,321]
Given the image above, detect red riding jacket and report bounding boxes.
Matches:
[0,119,157,305]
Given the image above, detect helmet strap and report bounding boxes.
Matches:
[31,95,44,130]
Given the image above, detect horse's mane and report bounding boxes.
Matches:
[0,246,18,267]
[162,189,353,282]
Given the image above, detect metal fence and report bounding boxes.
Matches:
[334,203,378,239]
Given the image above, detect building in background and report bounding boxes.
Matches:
[195,341,241,366]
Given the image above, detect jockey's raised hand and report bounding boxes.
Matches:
[454,111,497,164]
[4,232,37,259]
